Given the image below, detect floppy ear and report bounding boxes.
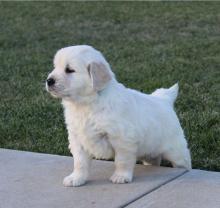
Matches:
[87,62,112,91]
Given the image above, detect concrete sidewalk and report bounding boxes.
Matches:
[0,149,219,208]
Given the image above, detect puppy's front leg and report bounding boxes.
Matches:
[110,145,137,184]
[63,139,91,187]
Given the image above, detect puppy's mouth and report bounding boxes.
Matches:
[46,85,59,98]
[48,89,61,98]
[45,82,60,96]
[46,84,70,98]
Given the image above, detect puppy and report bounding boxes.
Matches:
[46,45,191,187]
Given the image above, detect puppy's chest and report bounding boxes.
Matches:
[66,108,103,136]
[65,107,113,158]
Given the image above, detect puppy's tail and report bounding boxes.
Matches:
[151,83,179,105]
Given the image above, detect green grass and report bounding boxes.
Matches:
[0,2,219,171]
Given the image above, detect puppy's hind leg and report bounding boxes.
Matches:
[142,155,162,166]
[163,146,191,170]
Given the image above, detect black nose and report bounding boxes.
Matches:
[47,78,55,86]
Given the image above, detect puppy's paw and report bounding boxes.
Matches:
[110,172,132,184]
[63,173,86,187]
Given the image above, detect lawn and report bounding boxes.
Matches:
[0,2,219,171]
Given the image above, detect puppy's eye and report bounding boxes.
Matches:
[65,67,75,73]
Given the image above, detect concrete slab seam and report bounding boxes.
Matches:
[120,169,189,208]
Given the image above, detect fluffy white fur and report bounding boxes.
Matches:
[46,45,191,187]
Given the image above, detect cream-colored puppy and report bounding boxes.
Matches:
[46,45,191,187]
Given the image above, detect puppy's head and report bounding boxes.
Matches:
[46,45,114,101]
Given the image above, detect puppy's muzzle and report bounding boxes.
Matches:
[47,78,55,87]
